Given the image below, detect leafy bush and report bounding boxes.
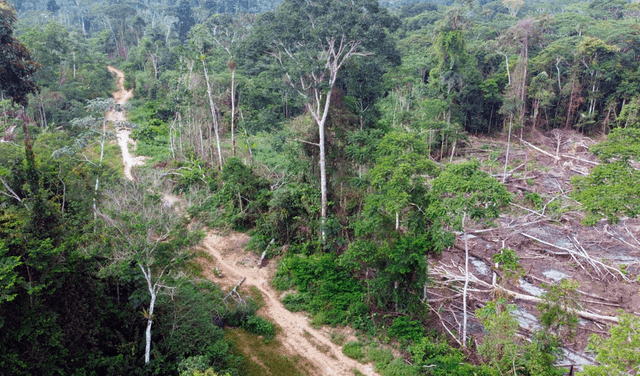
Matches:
[571,128,640,225]
[242,315,276,341]
[524,191,543,209]
[537,279,580,340]
[376,358,417,376]
[281,292,310,312]
[342,341,365,361]
[254,183,321,246]
[204,158,271,230]
[273,254,369,327]
[388,316,425,342]
[131,118,168,145]
[409,337,497,376]
[492,248,525,281]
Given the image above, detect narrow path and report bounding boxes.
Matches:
[107,65,146,181]
[108,67,378,376]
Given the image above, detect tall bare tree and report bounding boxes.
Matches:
[272,36,367,240]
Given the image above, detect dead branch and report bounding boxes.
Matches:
[0,176,27,208]
[428,293,463,303]
[520,139,561,161]
[601,226,640,253]
[223,277,246,301]
[431,263,620,324]
[259,238,275,268]
[429,304,462,346]
[522,233,630,282]
[560,154,600,166]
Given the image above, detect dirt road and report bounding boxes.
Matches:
[199,233,378,376]
[107,65,146,181]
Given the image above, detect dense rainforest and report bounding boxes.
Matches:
[2,0,640,375]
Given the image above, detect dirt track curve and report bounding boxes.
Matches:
[107,65,147,180]
[109,66,378,376]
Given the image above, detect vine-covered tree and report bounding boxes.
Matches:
[0,1,40,106]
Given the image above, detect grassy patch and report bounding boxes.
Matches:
[226,329,316,376]
[246,286,265,307]
[329,331,347,346]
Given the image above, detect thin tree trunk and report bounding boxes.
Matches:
[422,255,428,302]
[394,281,399,313]
[319,112,327,241]
[202,60,224,171]
[93,119,107,231]
[238,108,253,162]
[230,62,236,156]
[555,58,562,91]
[503,114,513,183]
[566,81,575,129]
[462,213,469,347]
[140,264,156,365]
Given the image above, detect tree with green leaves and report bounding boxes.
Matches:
[580,313,640,376]
[476,299,520,375]
[429,160,511,346]
[571,127,640,225]
[264,0,399,241]
[52,98,116,228]
[340,131,447,311]
[367,131,438,232]
[537,279,581,341]
[0,1,40,107]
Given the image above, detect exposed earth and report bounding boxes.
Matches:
[430,130,640,368]
[107,65,148,181]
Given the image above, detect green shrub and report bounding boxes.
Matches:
[388,316,425,342]
[366,347,394,365]
[242,315,275,341]
[524,191,543,209]
[342,341,365,361]
[377,358,418,376]
[273,254,368,327]
[281,292,310,312]
[205,158,271,230]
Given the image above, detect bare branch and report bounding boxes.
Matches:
[0,176,27,208]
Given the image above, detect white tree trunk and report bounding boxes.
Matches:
[140,264,157,365]
[202,60,224,171]
[231,66,236,157]
[422,255,428,302]
[503,114,513,183]
[462,213,469,347]
[306,87,332,243]
[94,119,107,230]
